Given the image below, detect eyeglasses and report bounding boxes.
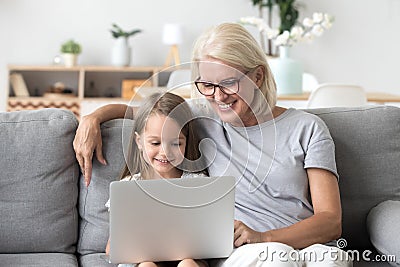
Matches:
[194,71,249,96]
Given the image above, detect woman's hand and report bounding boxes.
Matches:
[73,114,107,186]
[234,220,267,247]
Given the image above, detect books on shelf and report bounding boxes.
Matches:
[9,72,30,97]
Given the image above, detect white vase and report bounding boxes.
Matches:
[63,54,78,67]
[269,46,303,95]
[111,37,131,67]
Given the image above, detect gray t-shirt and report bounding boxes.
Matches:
[191,102,337,232]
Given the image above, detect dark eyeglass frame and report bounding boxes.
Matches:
[194,71,250,96]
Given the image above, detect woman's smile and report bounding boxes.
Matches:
[216,100,236,110]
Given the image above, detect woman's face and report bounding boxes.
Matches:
[197,59,259,127]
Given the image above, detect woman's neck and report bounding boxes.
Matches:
[234,106,287,127]
[272,106,287,118]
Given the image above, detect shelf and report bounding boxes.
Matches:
[8,97,80,117]
[8,65,162,72]
[7,65,167,117]
[81,97,128,102]
[9,96,79,101]
[8,65,82,72]
[82,65,163,72]
[277,92,400,103]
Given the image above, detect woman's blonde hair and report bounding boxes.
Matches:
[120,92,206,179]
[191,22,277,111]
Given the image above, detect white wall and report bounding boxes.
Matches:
[1,0,400,111]
[292,0,400,94]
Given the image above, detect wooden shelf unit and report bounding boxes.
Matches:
[7,65,166,116]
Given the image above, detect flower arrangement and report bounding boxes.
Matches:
[240,12,334,48]
[241,0,334,56]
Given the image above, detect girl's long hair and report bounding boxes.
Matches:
[120,92,206,180]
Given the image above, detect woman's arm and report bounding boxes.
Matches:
[73,104,134,186]
[234,168,342,249]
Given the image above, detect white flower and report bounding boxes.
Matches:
[240,17,268,33]
[312,24,324,36]
[239,12,333,48]
[290,26,304,39]
[265,28,280,39]
[259,23,271,33]
[275,31,290,46]
[303,32,315,43]
[322,13,334,29]
[324,13,334,23]
[303,18,314,27]
[240,17,262,25]
[322,20,332,29]
[312,12,324,23]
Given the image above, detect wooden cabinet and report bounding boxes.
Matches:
[7,65,168,117]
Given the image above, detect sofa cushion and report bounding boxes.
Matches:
[367,200,400,266]
[0,109,79,253]
[306,106,400,250]
[78,119,134,255]
[79,253,117,267]
[0,253,78,267]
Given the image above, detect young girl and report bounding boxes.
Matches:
[105,92,208,267]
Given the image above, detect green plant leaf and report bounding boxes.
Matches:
[276,0,299,33]
[127,29,142,37]
[60,39,81,54]
[110,23,142,39]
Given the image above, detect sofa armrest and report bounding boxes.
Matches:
[367,200,400,266]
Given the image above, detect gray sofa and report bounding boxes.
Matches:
[0,106,399,267]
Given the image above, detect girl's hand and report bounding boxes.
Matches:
[73,114,107,186]
[234,220,265,247]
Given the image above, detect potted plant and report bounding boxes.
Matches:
[241,1,334,95]
[60,39,82,67]
[110,23,142,66]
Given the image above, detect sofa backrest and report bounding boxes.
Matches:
[306,105,400,250]
[78,119,134,256]
[0,109,79,253]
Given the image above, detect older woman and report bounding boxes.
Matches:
[73,23,351,266]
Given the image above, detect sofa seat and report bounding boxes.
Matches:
[0,253,78,266]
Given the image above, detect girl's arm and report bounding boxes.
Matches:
[234,168,342,249]
[73,104,135,186]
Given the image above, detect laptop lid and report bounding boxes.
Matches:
[109,176,235,264]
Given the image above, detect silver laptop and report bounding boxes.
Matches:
[109,176,235,264]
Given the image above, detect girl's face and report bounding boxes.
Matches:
[198,58,260,127]
[135,114,186,179]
